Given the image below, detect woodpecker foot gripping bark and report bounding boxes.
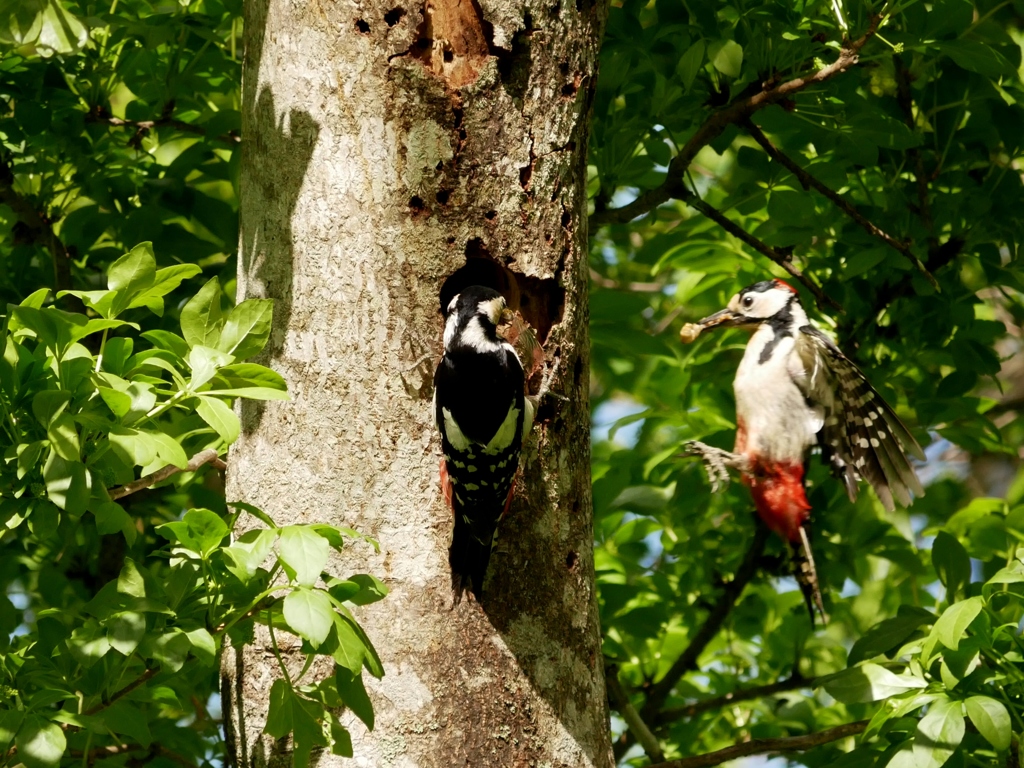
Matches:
[683,441,751,492]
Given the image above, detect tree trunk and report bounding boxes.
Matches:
[221,0,610,764]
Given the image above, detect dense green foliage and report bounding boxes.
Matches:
[0,244,383,765]
[4,0,1024,766]
[589,0,1024,766]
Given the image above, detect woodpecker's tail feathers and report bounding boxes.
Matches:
[793,525,828,626]
[449,520,493,605]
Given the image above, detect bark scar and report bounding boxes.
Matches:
[415,0,493,87]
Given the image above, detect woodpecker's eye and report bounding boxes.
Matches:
[741,295,754,309]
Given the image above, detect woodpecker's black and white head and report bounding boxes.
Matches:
[697,279,808,336]
[442,286,511,353]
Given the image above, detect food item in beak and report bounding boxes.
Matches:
[679,323,703,344]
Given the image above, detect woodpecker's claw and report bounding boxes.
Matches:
[683,441,748,492]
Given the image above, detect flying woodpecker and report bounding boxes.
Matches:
[680,279,925,622]
[434,285,537,603]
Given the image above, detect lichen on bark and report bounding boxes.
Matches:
[222,0,610,763]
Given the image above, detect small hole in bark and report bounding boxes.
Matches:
[436,189,451,205]
[443,49,454,62]
[559,62,569,75]
[384,7,405,25]
[409,196,425,211]
[485,209,497,220]
[561,82,577,97]
[435,160,444,170]
[561,209,571,229]
[549,2,560,14]
[566,551,578,570]
[446,236,456,245]
[355,18,370,33]
[519,164,532,190]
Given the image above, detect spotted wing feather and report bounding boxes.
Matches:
[795,325,924,512]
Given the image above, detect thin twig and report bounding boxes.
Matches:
[84,667,160,716]
[677,189,839,312]
[87,108,241,146]
[589,268,667,293]
[591,17,881,227]
[606,664,665,762]
[742,120,938,290]
[645,720,869,768]
[893,55,936,253]
[109,449,226,500]
[640,524,770,721]
[654,673,812,725]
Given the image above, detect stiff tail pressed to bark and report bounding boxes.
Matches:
[448,521,494,603]
[794,525,828,625]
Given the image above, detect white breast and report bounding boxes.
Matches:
[733,327,822,464]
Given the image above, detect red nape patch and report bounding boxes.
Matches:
[440,458,453,509]
[743,461,811,542]
[773,278,798,294]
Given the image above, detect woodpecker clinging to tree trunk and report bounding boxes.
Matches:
[434,285,543,604]
[680,279,925,623]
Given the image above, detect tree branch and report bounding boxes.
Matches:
[87,106,241,147]
[109,449,226,500]
[640,523,770,721]
[84,667,160,716]
[893,55,936,253]
[676,188,838,312]
[606,664,665,763]
[654,673,812,725]
[589,268,666,293]
[591,17,881,227]
[0,156,75,296]
[742,120,938,290]
[646,720,869,768]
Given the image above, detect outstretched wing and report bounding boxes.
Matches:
[794,325,925,511]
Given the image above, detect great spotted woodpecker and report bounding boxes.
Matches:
[434,286,536,603]
[681,279,925,622]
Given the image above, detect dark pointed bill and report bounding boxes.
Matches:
[680,308,742,343]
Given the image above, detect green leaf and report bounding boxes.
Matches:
[709,39,742,78]
[189,345,233,389]
[218,298,273,359]
[332,613,367,673]
[335,666,374,731]
[141,330,190,359]
[265,679,294,739]
[42,450,90,517]
[142,629,190,672]
[15,715,65,768]
[91,501,136,545]
[347,573,389,606]
[934,596,984,650]
[107,242,156,314]
[47,414,80,461]
[283,588,335,649]
[185,627,217,664]
[158,508,228,556]
[933,531,971,602]
[117,558,146,597]
[100,701,152,748]
[107,611,146,655]
[938,40,1015,77]
[31,389,71,427]
[965,695,1011,751]
[822,663,927,703]
[203,386,290,400]
[128,264,203,316]
[0,710,24,751]
[278,525,331,586]
[224,528,278,582]
[676,40,705,92]
[848,606,934,666]
[68,620,111,667]
[180,277,225,349]
[145,431,189,470]
[197,395,240,444]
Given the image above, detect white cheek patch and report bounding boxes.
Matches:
[442,407,471,451]
[484,404,520,454]
[443,312,460,349]
[459,316,502,353]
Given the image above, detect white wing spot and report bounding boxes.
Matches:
[870,438,880,448]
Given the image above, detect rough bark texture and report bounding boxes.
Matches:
[221,0,610,763]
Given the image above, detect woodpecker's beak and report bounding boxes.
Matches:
[500,308,515,325]
[696,308,743,331]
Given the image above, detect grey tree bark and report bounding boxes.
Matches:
[221,0,610,763]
